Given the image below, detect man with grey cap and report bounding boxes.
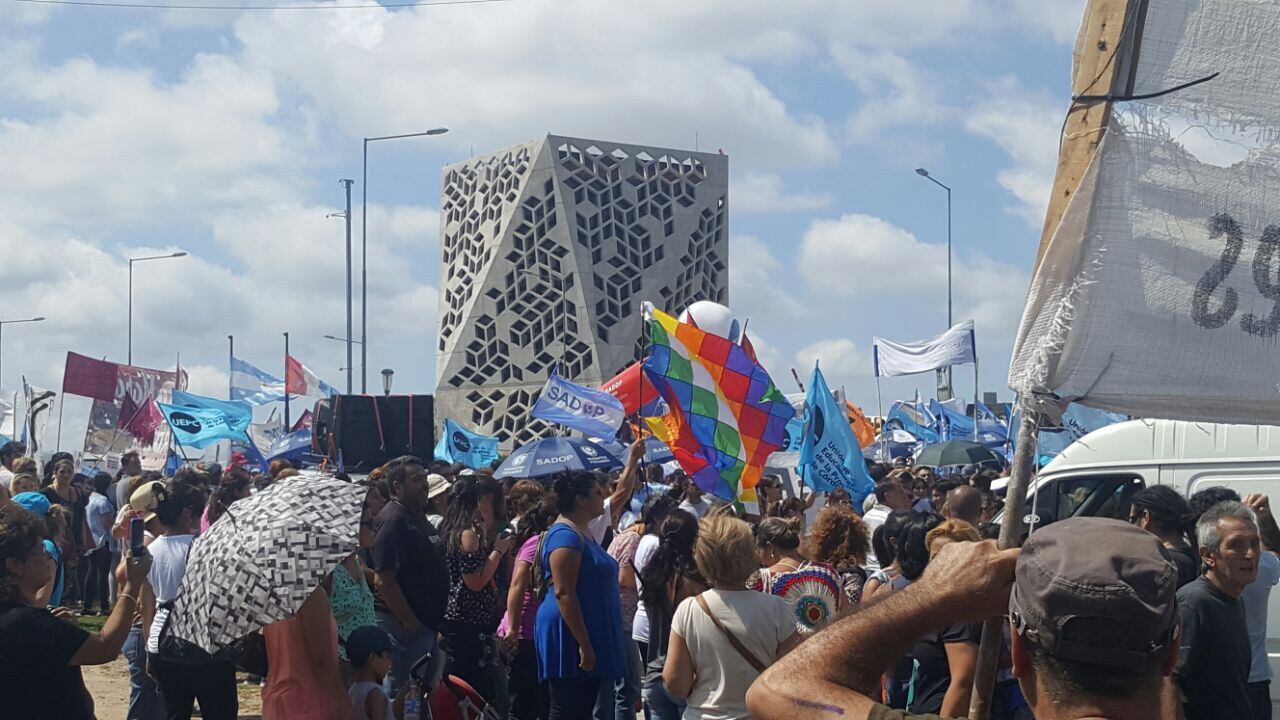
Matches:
[746,517,1179,720]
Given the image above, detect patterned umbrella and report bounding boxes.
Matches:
[167,471,367,653]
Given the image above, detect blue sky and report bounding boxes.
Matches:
[0,0,1086,448]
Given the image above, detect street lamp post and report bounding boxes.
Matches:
[323,334,364,392]
[128,251,188,366]
[362,127,449,394]
[0,317,45,391]
[916,168,954,399]
[914,168,952,328]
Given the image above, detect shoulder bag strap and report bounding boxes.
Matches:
[694,593,768,673]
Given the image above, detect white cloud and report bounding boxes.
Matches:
[0,48,296,228]
[798,213,1029,342]
[729,235,805,321]
[800,213,943,295]
[998,0,1083,44]
[834,46,946,140]
[794,338,872,386]
[732,173,832,214]
[233,1,840,171]
[184,365,229,398]
[964,76,1063,227]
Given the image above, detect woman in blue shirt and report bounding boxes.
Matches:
[535,471,626,720]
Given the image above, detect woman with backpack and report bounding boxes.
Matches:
[534,471,627,720]
[500,496,558,720]
[134,474,240,720]
[637,508,704,720]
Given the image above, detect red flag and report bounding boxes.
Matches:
[124,397,164,446]
[601,362,660,415]
[62,352,119,401]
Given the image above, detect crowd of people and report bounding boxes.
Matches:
[1,436,1279,720]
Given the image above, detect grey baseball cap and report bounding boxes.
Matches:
[1009,517,1178,671]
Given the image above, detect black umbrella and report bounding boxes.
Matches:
[914,440,1002,468]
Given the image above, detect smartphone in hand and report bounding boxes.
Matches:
[129,517,147,559]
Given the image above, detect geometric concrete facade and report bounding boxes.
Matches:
[435,135,728,447]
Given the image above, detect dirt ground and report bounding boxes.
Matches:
[82,659,264,720]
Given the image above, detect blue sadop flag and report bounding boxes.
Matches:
[797,363,874,502]
[434,418,500,469]
[230,356,286,405]
[530,370,626,439]
[159,401,252,449]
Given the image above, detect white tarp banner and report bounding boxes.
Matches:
[1008,0,1280,424]
[874,321,976,378]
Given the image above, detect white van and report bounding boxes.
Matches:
[1004,419,1280,709]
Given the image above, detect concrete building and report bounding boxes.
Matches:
[435,135,729,446]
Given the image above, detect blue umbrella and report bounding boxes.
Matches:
[594,436,675,465]
[494,437,624,479]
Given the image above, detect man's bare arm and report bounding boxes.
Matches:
[746,540,1018,720]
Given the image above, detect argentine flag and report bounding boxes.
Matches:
[230,356,287,405]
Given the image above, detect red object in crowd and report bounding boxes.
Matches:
[601,361,660,415]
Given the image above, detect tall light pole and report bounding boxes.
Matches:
[323,334,363,392]
[128,251,187,365]
[362,127,449,394]
[916,168,953,399]
[914,168,952,327]
[328,181,355,395]
[0,316,45,391]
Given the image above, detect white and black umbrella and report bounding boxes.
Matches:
[168,471,366,653]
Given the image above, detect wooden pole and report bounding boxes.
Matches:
[968,1,1146,718]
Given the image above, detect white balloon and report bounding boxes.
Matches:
[678,301,741,341]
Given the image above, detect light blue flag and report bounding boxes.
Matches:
[530,370,627,439]
[434,418,500,469]
[171,391,253,434]
[1007,402,1126,465]
[798,364,875,503]
[158,402,253,449]
[230,356,286,405]
[927,399,1008,447]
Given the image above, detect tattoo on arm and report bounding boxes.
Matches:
[789,697,846,715]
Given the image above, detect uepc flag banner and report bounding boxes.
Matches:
[434,418,500,469]
[531,371,627,439]
[159,401,251,449]
[798,364,874,501]
[873,320,976,377]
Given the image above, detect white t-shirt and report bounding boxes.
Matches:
[631,533,661,643]
[146,534,195,654]
[588,496,615,545]
[861,504,890,571]
[679,498,711,520]
[671,589,799,720]
[1245,551,1280,682]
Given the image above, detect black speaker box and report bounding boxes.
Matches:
[312,394,434,472]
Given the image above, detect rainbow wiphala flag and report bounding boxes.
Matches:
[642,305,793,500]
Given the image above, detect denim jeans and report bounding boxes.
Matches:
[123,624,165,720]
[549,676,603,720]
[594,639,642,720]
[377,610,438,701]
[643,678,685,720]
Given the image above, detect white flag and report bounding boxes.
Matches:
[873,321,976,378]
